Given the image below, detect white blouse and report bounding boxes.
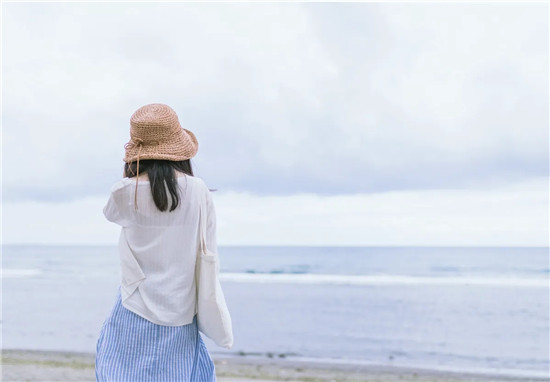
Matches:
[103,174,217,326]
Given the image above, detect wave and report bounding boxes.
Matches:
[219,272,549,288]
[3,268,547,288]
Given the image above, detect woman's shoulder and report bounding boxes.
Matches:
[184,175,210,192]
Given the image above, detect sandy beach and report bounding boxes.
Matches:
[1,349,548,382]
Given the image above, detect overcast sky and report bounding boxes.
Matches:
[3,2,548,246]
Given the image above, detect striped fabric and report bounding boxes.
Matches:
[95,287,217,381]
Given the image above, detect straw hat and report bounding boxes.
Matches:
[124,103,198,163]
[123,103,198,210]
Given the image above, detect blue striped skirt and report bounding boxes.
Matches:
[95,287,216,381]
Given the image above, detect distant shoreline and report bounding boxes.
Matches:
[1,349,548,382]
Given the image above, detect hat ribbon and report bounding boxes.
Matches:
[124,138,144,209]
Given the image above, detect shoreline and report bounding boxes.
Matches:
[2,349,549,382]
[210,350,550,380]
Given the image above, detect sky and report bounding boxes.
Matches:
[2,2,549,246]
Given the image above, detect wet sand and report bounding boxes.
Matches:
[1,349,548,382]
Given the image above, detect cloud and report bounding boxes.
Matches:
[2,2,548,202]
[3,176,547,246]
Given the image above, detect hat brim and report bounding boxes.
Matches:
[123,128,198,163]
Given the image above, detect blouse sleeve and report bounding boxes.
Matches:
[103,192,122,224]
[103,181,127,225]
[205,189,218,254]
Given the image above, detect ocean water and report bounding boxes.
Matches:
[2,245,549,378]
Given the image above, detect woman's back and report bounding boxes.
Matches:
[103,173,217,326]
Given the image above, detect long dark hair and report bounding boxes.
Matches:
[124,159,194,212]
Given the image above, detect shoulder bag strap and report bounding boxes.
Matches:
[195,191,208,315]
[199,190,208,255]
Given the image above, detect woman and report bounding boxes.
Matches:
[95,103,219,381]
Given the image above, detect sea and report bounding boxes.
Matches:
[2,245,549,378]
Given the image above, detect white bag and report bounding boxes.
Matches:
[195,193,233,349]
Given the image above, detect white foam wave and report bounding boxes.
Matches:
[2,268,43,278]
[219,273,549,288]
